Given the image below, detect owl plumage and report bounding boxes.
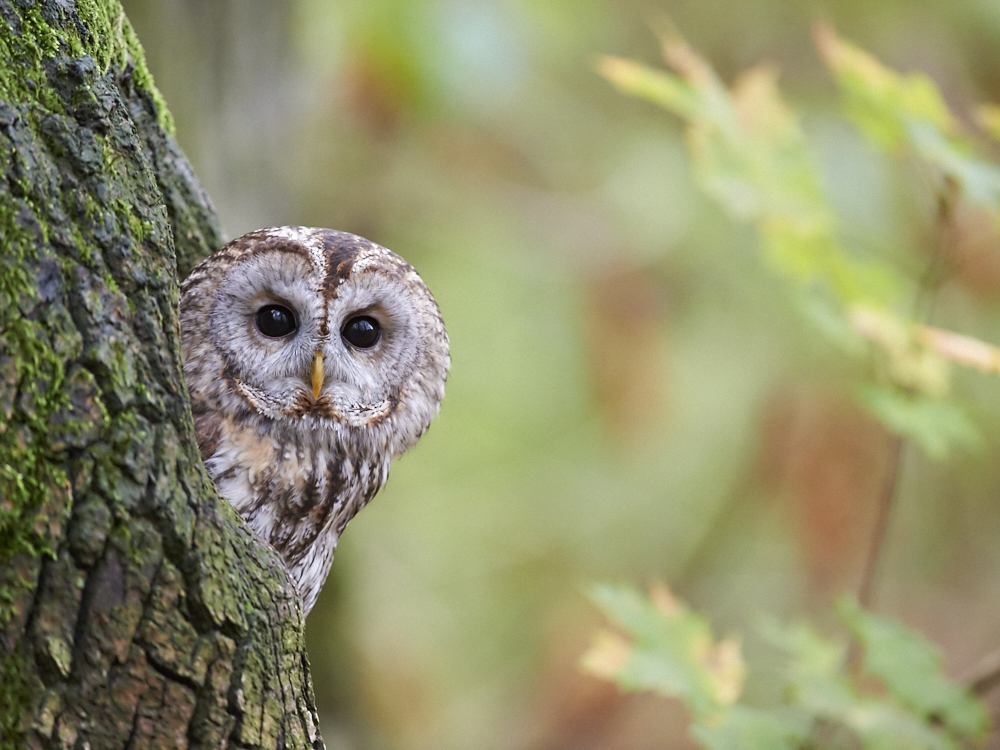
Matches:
[179,227,449,614]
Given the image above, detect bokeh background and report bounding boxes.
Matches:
[120,1,1000,747]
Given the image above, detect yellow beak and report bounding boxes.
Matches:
[311,350,324,399]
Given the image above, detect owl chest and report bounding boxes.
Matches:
[204,419,387,568]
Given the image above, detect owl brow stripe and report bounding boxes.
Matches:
[242,239,313,263]
[320,232,382,299]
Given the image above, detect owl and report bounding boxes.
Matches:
[179,227,449,614]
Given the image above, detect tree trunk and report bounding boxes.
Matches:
[0,2,323,748]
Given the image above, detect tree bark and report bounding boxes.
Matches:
[0,2,323,748]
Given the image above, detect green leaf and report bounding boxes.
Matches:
[837,597,991,739]
[599,26,904,320]
[761,620,961,749]
[905,121,1000,207]
[759,619,856,716]
[855,385,981,459]
[845,702,958,750]
[816,22,1000,210]
[597,56,701,119]
[758,220,899,306]
[691,705,811,750]
[585,584,745,719]
[815,22,954,151]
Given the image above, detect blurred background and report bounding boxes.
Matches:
[120,1,1000,747]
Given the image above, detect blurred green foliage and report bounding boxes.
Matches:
[585,24,999,749]
[585,583,989,749]
[600,22,1000,459]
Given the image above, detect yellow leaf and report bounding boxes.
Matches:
[595,55,698,117]
[704,637,746,706]
[731,64,797,139]
[657,29,718,91]
[581,629,631,680]
[814,20,958,144]
[649,582,682,617]
[849,306,951,396]
[595,55,648,90]
[814,20,896,95]
[915,326,1000,376]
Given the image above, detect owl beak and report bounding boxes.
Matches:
[310,350,325,399]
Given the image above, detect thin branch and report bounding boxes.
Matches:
[915,174,960,319]
[846,174,958,673]
[845,433,904,675]
[858,174,958,605]
[856,434,905,610]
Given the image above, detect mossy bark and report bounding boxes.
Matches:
[0,2,323,748]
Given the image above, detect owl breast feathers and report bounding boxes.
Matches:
[179,227,449,614]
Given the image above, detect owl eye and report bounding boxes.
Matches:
[342,316,381,348]
[255,305,298,338]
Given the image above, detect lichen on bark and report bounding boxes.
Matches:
[0,2,323,747]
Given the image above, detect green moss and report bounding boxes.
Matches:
[0,647,32,748]
[0,314,69,567]
[74,0,119,72]
[125,209,153,245]
[13,5,62,58]
[76,0,179,134]
[0,0,175,134]
[0,2,184,737]
[102,271,121,295]
[0,8,65,114]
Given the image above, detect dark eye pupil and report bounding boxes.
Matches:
[342,316,380,348]
[255,305,297,338]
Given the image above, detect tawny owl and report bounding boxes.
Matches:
[179,227,449,614]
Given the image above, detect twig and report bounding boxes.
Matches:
[845,433,905,675]
[856,434,905,610]
[860,173,958,606]
[846,173,958,673]
[915,174,960,318]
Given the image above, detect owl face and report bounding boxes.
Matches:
[181,227,449,460]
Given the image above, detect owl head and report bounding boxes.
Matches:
[179,227,449,460]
